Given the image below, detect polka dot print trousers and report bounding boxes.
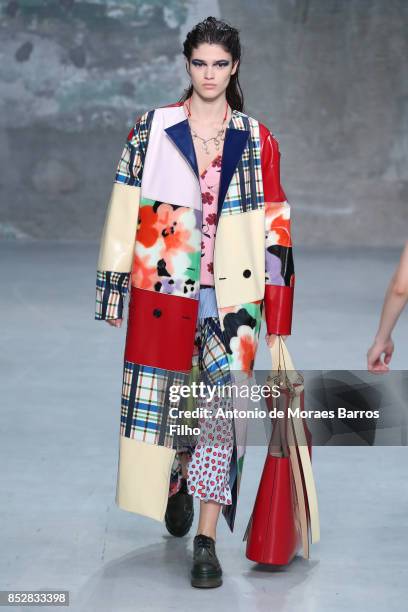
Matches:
[168,316,235,506]
[186,394,234,505]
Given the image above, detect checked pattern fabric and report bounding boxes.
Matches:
[221,113,264,216]
[120,316,233,449]
[115,109,154,187]
[95,271,129,320]
[120,363,186,447]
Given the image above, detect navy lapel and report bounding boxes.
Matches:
[164,109,250,222]
[164,119,199,179]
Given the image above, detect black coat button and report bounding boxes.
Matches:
[243,269,251,278]
[153,308,162,317]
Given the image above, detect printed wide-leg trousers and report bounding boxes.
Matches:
[169,316,234,505]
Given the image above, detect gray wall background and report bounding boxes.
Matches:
[0,0,406,245]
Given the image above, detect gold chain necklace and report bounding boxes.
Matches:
[185,97,229,154]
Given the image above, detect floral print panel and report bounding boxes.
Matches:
[131,197,202,299]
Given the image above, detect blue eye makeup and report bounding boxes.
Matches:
[192,60,230,67]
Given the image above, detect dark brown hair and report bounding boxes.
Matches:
[178,16,244,112]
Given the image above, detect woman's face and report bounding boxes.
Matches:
[187,42,239,100]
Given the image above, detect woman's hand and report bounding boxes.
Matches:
[265,333,288,348]
[367,336,394,373]
[106,318,123,328]
[366,241,408,372]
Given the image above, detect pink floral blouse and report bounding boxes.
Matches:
[199,153,222,287]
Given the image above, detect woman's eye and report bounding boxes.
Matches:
[192,62,229,68]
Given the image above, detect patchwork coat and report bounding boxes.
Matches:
[94,100,295,532]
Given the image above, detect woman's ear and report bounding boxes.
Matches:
[231,60,239,75]
[185,62,191,77]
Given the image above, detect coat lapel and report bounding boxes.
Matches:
[164,118,199,179]
[164,108,249,221]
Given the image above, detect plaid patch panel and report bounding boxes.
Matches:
[197,318,232,387]
[120,361,187,447]
[120,316,232,447]
[221,114,264,216]
[95,270,129,320]
[115,109,154,187]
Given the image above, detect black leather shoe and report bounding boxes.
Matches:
[165,478,194,537]
[191,534,223,588]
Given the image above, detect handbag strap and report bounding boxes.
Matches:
[270,338,321,552]
[271,336,298,382]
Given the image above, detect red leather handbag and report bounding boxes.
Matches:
[243,338,320,565]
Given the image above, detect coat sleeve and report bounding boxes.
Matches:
[260,123,295,335]
[95,111,151,320]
